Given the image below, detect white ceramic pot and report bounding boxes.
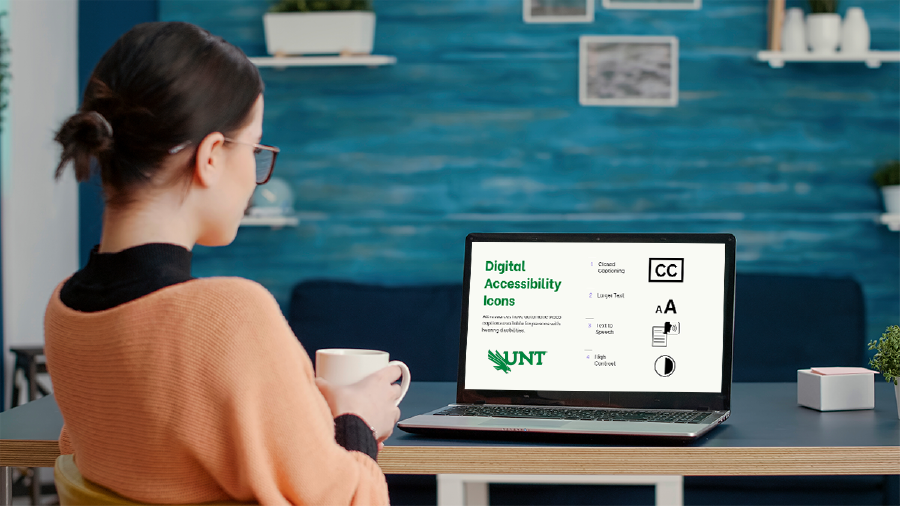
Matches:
[806,13,842,54]
[895,382,900,419]
[841,7,870,54]
[882,185,900,215]
[263,11,375,56]
[782,8,807,53]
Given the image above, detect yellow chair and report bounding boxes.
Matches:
[54,455,253,506]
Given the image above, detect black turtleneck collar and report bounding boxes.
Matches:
[59,243,195,312]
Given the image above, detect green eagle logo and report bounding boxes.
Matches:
[488,350,512,374]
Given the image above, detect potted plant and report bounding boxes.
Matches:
[264,0,375,57]
[868,325,900,419]
[807,0,841,53]
[873,160,900,215]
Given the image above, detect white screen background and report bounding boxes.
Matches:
[464,241,725,393]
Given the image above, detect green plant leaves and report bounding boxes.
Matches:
[873,161,900,187]
[869,325,900,385]
[269,0,372,13]
[808,0,839,14]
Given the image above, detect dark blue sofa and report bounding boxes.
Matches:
[288,280,462,382]
[288,273,897,506]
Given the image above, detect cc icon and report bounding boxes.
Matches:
[649,258,684,282]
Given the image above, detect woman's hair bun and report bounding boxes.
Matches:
[54,110,115,182]
[54,21,263,204]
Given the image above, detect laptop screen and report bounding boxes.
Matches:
[457,233,736,410]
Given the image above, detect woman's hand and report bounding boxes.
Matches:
[315,365,403,444]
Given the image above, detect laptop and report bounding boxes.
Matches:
[398,232,736,440]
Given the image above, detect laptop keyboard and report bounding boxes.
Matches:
[434,406,711,424]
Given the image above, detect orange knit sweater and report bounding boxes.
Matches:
[44,277,390,505]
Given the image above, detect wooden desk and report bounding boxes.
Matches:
[2,382,898,504]
[381,382,900,476]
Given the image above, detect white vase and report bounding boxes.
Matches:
[807,13,842,54]
[782,8,807,53]
[263,11,375,56]
[841,7,870,54]
[883,185,900,215]
[895,382,900,419]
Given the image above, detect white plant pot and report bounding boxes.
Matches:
[782,8,807,54]
[882,185,900,215]
[841,7,870,54]
[806,13,842,54]
[895,382,900,420]
[263,11,375,56]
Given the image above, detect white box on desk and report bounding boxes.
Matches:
[797,369,874,411]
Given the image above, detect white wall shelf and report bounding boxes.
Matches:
[240,215,300,228]
[879,214,900,232]
[248,55,397,68]
[756,50,900,68]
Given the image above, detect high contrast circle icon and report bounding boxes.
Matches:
[655,355,675,377]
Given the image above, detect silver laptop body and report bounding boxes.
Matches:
[398,232,736,440]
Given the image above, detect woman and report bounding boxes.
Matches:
[45,21,401,505]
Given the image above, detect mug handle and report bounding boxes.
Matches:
[388,360,411,406]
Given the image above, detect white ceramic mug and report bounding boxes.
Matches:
[315,348,411,406]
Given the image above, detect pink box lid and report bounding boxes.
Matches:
[810,367,878,375]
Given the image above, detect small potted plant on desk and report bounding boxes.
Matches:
[873,160,900,215]
[264,0,375,57]
[868,325,900,419]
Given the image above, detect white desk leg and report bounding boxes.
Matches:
[1,467,11,506]
[655,476,683,506]
[437,474,465,506]
[465,481,489,506]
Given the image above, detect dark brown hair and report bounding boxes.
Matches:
[55,21,263,207]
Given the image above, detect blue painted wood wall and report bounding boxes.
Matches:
[160,0,899,359]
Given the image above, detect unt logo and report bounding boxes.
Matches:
[488,350,548,373]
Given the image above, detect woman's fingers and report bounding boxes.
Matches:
[317,367,405,445]
[390,382,403,398]
[378,364,403,383]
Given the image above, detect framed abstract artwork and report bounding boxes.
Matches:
[579,36,679,107]
[524,0,595,23]
[602,0,701,10]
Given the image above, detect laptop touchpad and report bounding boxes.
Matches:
[478,419,567,429]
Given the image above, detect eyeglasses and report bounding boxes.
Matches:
[223,138,280,185]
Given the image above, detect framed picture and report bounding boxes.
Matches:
[602,0,701,10]
[524,0,595,23]
[579,36,679,107]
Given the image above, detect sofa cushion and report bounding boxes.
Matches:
[288,280,462,382]
[732,273,865,382]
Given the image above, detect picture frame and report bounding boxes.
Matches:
[524,0,595,23]
[579,35,679,107]
[601,0,701,10]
